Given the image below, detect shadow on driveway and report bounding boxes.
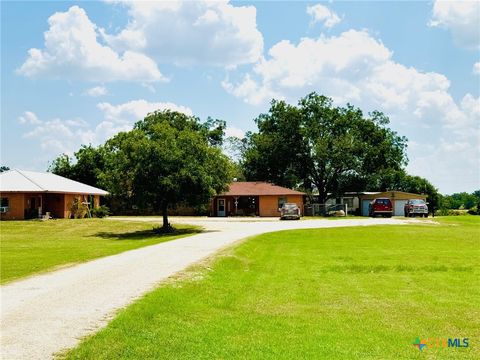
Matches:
[92,226,205,241]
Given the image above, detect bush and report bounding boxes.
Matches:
[92,205,110,218]
[436,209,469,216]
[467,206,479,215]
[70,198,88,219]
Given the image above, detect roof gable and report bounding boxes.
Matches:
[0,169,108,195]
[221,182,305,196]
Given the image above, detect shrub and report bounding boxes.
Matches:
[92,205,110,218]
[436,209,469,216]
[70,198,88,219]
[467,206,479,215]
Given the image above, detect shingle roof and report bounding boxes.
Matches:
[0,169,109,195]
[220,182,305,196]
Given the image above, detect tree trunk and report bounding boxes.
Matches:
[162,202,169,229]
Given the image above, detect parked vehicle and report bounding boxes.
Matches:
[369,198,392,217]
[279,203,301,220]
[404,199,428,217]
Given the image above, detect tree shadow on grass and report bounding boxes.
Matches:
[92,226,205,241]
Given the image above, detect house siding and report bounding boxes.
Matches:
[259,195,304,217]
[1,192,104,220]
[0,193,25,220]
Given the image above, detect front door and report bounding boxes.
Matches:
[217,198,226,217]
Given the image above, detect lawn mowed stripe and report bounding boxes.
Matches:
[63,217,480,359]
[1,219,200,283]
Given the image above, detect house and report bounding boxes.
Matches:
[358,191,427,216]
[0,169,108,220]
[211,181,305,217]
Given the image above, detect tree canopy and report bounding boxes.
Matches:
[49,111,234,228]
[100,110,233,229]
[242,93,408,203]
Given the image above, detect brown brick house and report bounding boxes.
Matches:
[211,181,305,217]
[0,169,108,220]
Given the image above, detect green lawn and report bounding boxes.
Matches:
[63,216,480,359]
[1,219,200,284]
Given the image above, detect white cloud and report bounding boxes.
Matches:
[97,99,192,123]
[223,28,479,192]
[17,100,193,158]
[17,111,41,125]
[429,0,480,49]
[224,30,392,105]
[474,62,480,75]
[103,0,263,67]
[85,86,108,97]
[19,113,94,156]
[307,4,341,28]
[225,126,245,139]
[17,6,165,82]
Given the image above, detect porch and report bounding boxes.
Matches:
[212,196,259,217]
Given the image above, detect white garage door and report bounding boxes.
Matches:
[362,200,371,216]
[394,200,407,216]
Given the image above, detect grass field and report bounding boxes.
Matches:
[63,216,480,359]
[1,219,199,284]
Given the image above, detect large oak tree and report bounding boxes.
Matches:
[242,92,409,203]
[100,110,233,230]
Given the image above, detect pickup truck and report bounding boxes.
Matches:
[404,199,428,217]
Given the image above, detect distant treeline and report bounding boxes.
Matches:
[439,191,480,212]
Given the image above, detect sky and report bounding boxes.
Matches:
[1,0,479,194]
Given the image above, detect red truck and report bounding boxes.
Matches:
[369,198,393,217]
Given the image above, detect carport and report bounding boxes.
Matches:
[359,191,427,216]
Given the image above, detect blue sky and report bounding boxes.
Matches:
[1,0,479,194]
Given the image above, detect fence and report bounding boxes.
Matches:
[303,203,348,217]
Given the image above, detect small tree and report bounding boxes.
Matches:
[101,110,233,231]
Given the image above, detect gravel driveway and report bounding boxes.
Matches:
[1,217,417,359]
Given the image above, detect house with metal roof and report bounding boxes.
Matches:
[0,169,108,220]
[211,181,305,217]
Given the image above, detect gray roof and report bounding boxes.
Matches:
[0,169,108,195]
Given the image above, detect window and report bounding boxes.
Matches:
[278,197,287,209]
[1,197,9,212]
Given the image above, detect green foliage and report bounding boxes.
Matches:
[49,145,107,189]
[369,169,440,212]
[467,206,479,215]
[242,93,408,203]
[436,208,469,216]
[0,165,10,172]
[92,205,110,218]
[101,110,234,228]
[440,191,479,210]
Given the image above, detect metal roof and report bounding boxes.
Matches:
[220,182,305,196]
[0,169,109,195]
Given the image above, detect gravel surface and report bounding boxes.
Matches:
[1,217,418,359]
